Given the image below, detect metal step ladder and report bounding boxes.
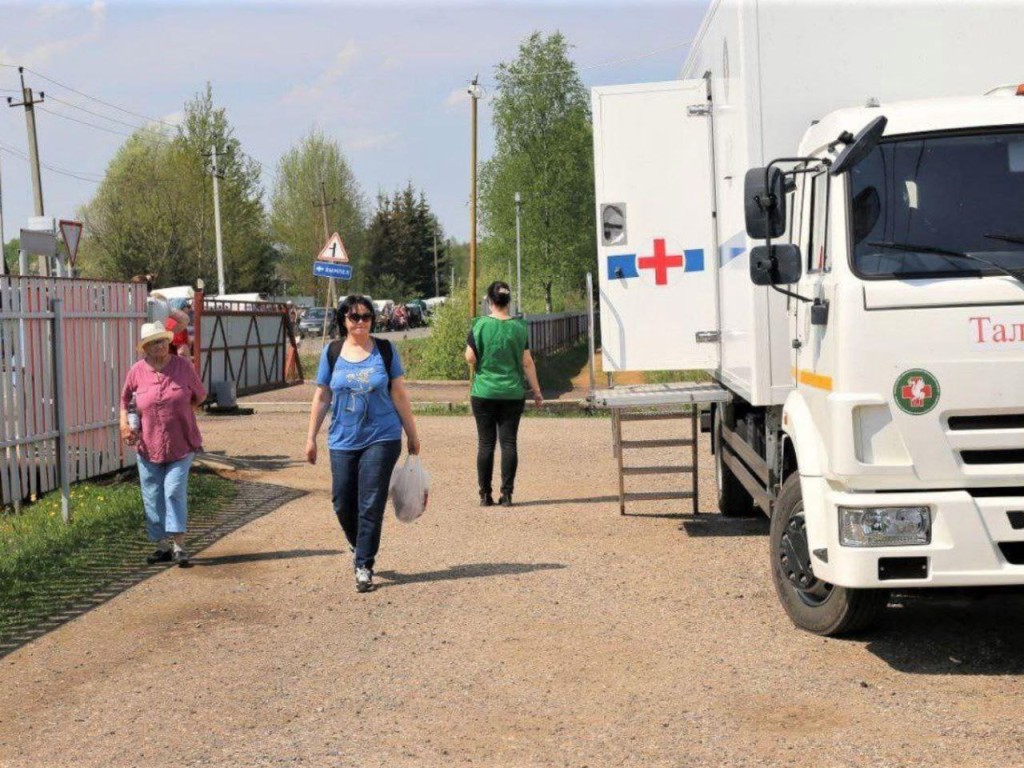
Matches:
[591,382,734,516]
[612,408,699,515]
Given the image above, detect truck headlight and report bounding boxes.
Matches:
[839,506,931,547]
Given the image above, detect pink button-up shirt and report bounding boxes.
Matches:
[121,355,206,463]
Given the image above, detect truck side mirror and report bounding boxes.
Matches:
[750,244,802,286]
[744,167,787,239]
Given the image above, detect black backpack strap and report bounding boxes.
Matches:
[326,340,343,374]
[372,337,395,392]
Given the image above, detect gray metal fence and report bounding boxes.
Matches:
[0,277,145,512]
[524,311,589,356]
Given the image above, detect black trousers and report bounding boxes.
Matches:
[471,396,526,497]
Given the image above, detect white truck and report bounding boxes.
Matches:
[592,0,1024,634]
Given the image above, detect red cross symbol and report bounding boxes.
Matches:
[638,238,683,285]
[901,376,932,408]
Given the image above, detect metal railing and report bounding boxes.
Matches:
[523,311,589,357]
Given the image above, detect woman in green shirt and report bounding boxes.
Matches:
[465,281,543,507]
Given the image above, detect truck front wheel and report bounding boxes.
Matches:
[770,474,889,636]
[714,406,755,517]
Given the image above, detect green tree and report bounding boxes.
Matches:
[269,128,366,300]
[365,184,449,300]
[418,288,470,380]
[479,31,595,312]
[78,84,273,292]
[2,238,19,274]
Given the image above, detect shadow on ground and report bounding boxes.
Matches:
[680,515,770,537]
[535,343,589,399]
[200,451,304,473]
[193,549,342,567]
[514,495,619,508]
[375,562,565,589]
[864,589,1024,675]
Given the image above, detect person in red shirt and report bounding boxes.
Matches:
[120,322,206,566]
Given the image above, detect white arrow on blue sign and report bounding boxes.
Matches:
[313,261,353,280]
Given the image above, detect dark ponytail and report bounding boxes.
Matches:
[487,280,512,309]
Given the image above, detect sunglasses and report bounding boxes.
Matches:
[347,312,373,323]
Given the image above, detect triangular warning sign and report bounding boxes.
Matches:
[59,219,84,267]
[317,232,349,264]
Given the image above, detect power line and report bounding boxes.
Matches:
[45,93,170,136]
[37,105,135,137]
[20,65,175,128]
[0,142,103,183]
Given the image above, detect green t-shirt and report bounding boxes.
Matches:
[469,316,529,400]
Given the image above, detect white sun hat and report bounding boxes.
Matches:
[137,321,174,353]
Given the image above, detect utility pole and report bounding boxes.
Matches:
[432,232,439,298]
[206,145,226,295]
[515,192,523,316]
[315,180,337,341]
[468,75,482,320]
[7,67,46,275]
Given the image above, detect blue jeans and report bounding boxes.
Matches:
[137,452,194,542]
[330,440,402,570]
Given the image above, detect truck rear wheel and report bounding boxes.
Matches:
[770,474,889,636]
[714,406,756,517]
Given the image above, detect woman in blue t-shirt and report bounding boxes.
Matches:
[305,295,421,594]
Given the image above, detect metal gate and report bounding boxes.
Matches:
[193,291,302,398]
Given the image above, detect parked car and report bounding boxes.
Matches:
[404,302,427,328]
[297,307,337,338]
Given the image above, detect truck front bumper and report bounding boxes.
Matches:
[806,480,1024,589]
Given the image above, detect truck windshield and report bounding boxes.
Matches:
[849,130,1024,278]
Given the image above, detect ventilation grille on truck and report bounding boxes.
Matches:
[948,413,1024,430]
[961,450,1024,465]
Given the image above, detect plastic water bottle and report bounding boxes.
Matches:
[127,395,141,434]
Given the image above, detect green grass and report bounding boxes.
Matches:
[299,337,435,383]
[644,369,712,384]
[0,471,236,638]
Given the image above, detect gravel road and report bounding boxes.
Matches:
[2,413,1024,767]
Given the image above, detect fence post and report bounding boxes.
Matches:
[51,297,71,524]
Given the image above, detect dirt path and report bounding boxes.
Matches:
[2,413,1024,767]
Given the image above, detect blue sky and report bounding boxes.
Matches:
[0,0,708,249]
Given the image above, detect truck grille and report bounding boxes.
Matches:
[961,449,1024,465]
[945,411,1024,471]
[949,413,1024,430]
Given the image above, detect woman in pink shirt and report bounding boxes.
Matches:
[120,322,207,566]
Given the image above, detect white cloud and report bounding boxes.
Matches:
[282,41,360,105]
[90,0,107,24]
[348,132,399,152]
[444,87,469,109]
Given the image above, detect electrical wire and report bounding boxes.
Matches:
[0,142,103,183]
[37,105,171,143]
[37,105,134,138]
[20,65,175,128]
[44,93,170,136]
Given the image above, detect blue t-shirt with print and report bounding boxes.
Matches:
[315,342,405,451]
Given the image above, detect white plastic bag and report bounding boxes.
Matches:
[389,455,430,523]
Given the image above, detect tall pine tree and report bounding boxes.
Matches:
[365,184,448,300]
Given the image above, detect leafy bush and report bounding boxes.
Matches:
[417,291,471,380]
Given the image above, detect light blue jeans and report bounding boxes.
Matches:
[137,452,194,542]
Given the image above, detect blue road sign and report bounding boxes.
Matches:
[313,261,352,280]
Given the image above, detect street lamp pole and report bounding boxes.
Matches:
[514,191,523,316]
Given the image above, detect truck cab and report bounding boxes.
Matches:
[749,90,1024,631]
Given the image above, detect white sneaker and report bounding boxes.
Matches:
[355,566,373,593]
